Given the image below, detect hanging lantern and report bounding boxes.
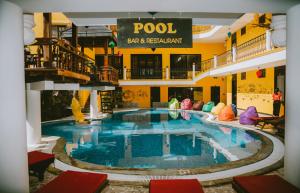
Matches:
[227,32,232,38]
[151,48,156,52]
[256,69,263,78]
[108,40,116,48]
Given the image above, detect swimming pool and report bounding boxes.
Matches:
[42,109,262,169]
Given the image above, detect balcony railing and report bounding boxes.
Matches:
[25,38,94,76]
[97,66,119,84]
[217,50,232,67]
[120,30,277,81]
[236,33,267,61]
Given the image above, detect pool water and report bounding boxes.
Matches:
[42,109,262,169]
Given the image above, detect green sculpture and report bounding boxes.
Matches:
[202,101,215,112]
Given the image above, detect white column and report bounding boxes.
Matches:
[285,3,300,189]
[90,90,98,119]
[166,67,169,80]
[232,46,237,63]
[266,29,272,51]
[123,67,127,80]
[0,1,29,193]
[192,64,196,79]
[26,89,41,146]
[213,55,218,68]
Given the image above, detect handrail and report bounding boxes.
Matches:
[217,50,232,67]
[236,33,266,61]
[201,58,214,72]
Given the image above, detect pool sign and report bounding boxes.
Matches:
[117,18,192,48]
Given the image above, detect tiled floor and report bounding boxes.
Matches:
[29,168,284,193]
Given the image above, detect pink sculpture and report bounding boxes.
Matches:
[239,106,259,125]
[180,98,193,110]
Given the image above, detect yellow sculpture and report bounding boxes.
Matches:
[211,102,226,115]
[71,97,85,123]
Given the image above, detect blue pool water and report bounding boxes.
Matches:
[42,109,262,169]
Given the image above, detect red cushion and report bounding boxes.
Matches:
[28,151,55,166]
[150,179,204,193]
[36,170,108,193]
[233,175,300,193]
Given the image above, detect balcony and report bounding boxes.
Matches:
[119,30,286,86]
[25,38,119,85]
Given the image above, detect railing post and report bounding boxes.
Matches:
[232,46,237,63]
[192,64,195,79]
[266,29,272,51]
[213,55,218,68]
[123,67,127,80]
[166,66,169,80]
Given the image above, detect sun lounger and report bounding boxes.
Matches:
[250,116,285,131]
[28,151,55,181]
[150,179,204,193]
[232,175,300,193]
[35,170,108,193]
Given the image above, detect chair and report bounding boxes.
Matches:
[35,170,108,193]
[28,151,55,181]
[149,179,204,193]
[232,175,300,193]
[250,116,285,130]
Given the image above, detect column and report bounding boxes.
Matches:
[285,3,300,189]
[90,90,98,119]
[166,66,169,80]
[213,55,218,68]
[26,89,41,146]
[232,46,237,63]
[266,30,272,51]
[192,64,196,79]
[0,1,29,193]
[123,67,127,80]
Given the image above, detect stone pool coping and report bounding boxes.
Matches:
[48,109,284,185]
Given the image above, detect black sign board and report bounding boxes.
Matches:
[117,18,192,48]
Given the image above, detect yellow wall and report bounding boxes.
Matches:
[122,86,150,108]
[226,13,272,50]
[98,42,226,108]
[225,13,275,114]
[95,42,225,70]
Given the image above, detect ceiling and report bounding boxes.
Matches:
[10,0,299,13]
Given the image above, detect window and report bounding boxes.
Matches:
[259,14,266,24]
[131,54,162,79]
[241,72,246,80]
[95,55,123,79]
[170,54,201,79]
[241,26,246,36]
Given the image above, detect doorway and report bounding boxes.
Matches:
[211,86,220,105]
[274,66,286,101]
[150,87,160,107]
[232,74,237,105]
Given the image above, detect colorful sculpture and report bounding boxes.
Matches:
[239,106,259,125]
[193,101,204,111]
[202,101,215,112]
[218,105,235,121]
[71,97,85,123]
[169,98,179,110]
[211,102,225,115]
[169,110,179,119]
[231,104,238,117]
[180,98,193,110]
[180,111,191,120]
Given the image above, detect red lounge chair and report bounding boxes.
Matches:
[28,151,55,181]
[150,179,204,193]
[232,175,300,193]
[35,170,108,193]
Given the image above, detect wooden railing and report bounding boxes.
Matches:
[25,38,94,76]
[97,66,119,84]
